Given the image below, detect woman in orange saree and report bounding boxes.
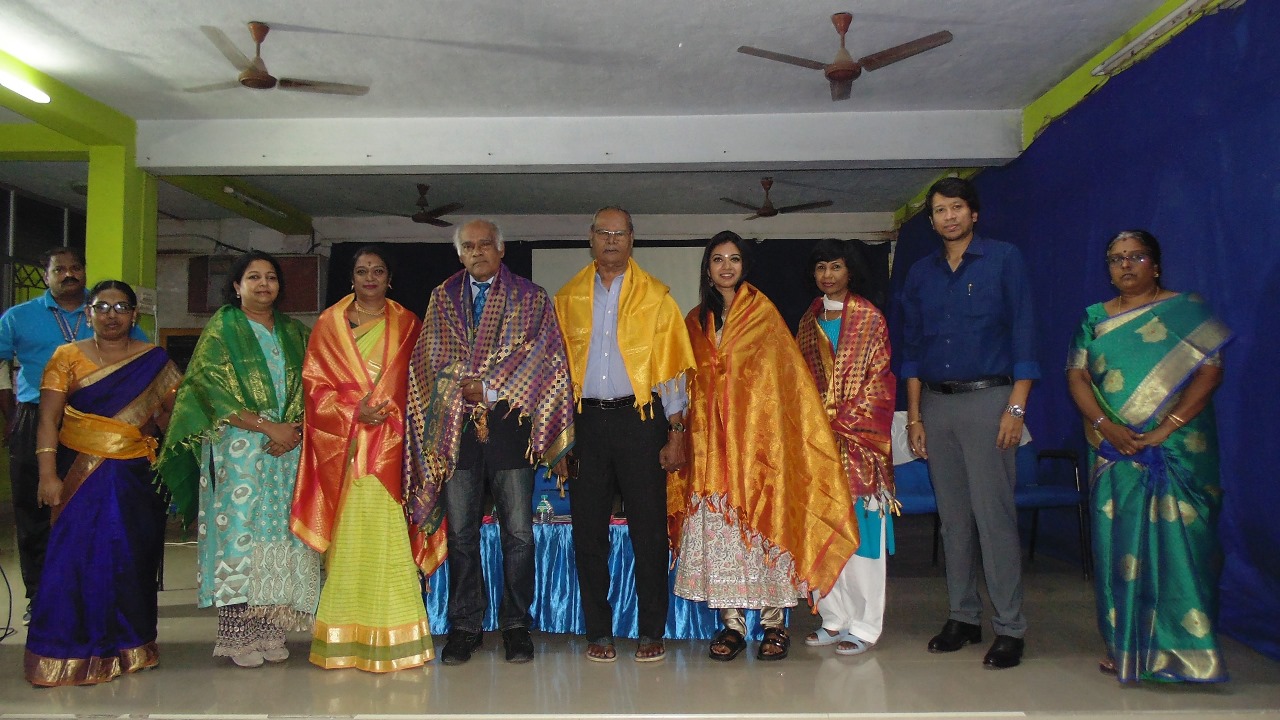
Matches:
[292,245,433,671]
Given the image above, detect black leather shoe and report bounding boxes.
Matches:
[983,635,1025,669]
[502,627,535,663]
[440,629,483,665]
[927,619,982,653]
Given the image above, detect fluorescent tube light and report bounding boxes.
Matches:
[0,72,50,103]
[1091,0,1217,77]
[222,185,288,218]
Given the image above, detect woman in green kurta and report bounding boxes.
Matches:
[157,251,322,668]
[1066,231,1233,684]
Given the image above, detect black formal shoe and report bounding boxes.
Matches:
[927,619,982,653]
[983,635,1025,669]
[502,627,535,663]
[440,629,483,665]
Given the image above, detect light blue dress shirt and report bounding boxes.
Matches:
[582,271,687,418]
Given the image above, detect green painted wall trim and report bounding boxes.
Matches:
[0,124,88,160]
[1021,0,1231,149]
[161,175,313,236]
[0,48,134,147]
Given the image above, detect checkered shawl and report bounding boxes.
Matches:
[403,265,574,544]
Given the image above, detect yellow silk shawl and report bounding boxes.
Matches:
[667,283,858,596]
[553,258,695,418]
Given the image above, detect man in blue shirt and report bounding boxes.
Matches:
[0,248,146,624]
[902,178,1039,669]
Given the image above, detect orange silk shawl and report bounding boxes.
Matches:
[291,296,425,565]
[667,283,858,596]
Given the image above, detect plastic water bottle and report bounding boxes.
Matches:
[535,495,555,524]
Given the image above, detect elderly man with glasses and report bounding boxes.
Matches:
[553,207,695,663]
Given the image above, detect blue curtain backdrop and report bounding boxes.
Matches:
[888,1,1279,660]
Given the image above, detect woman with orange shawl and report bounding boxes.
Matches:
[670,232,858,662]
[291,245,432,671]
[796,238,896,656]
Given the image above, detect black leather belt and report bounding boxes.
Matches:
[922,376,1012,394]
[580,395,636,410]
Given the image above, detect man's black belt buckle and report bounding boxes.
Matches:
[581,395,636,410]
[924,376,1012,394]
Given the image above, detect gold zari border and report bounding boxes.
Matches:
[24,642,158,687]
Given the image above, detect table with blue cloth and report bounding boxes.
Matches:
[423,521,784,640]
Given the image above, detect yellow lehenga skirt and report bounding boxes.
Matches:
[309,472,434,671]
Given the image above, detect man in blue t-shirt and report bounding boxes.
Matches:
[0,248,145,624]
[902,178,1040,670]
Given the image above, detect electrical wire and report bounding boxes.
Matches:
[0,560,17,642]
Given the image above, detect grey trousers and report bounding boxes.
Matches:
[922,385,1027,638]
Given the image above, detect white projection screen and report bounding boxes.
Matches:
[532,246,705,315]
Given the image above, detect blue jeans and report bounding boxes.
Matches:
[443,466,535,632]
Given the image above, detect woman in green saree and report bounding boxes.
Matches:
[157,250,322,668]
[1067,230,1233,684]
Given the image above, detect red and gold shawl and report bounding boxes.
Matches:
[291,297,424,565]
[404,265,574,574]
[554,257,695,418]
[796,294,896,502]
[667,283,858,596]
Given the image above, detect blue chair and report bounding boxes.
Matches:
[894,459,941,565]
[1015,445,1091,579]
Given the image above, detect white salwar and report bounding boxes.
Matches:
[813,497,887,644]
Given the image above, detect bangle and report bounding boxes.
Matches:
[35,447,57,455]
[1091,415,1106,430]
[1167,413,1187,428]
[906,419,922,428]
[254,414,265,427]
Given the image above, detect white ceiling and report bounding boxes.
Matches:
[0,0,1169,225]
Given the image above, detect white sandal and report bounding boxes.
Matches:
[232,651,264,668]
[804,628,850,647]
[835,635,873,656]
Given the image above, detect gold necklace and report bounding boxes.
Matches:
[93,337,129,364]
[355,301,387,316]
[1119,286,1160,308]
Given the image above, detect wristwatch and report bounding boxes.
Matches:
[1005,404,1025,418]
[668,420,687,433]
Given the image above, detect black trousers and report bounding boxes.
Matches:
[8,402,48,600]
[569,400,670,641]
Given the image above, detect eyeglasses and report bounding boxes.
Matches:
[591,228,630,238]
[1105,253,1151,266]
[89,301,135,315]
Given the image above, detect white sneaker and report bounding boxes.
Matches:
[232,651,264,668]
[263,647,290,663]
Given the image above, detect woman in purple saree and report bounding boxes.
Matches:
[24,281,182,687]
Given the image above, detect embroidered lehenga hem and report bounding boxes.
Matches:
[674,493,803,608]
[310,618,434,672]
[24,642,159,687]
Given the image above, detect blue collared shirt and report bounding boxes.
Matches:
[901,236,1040,383]
[583,271,687,418]
[0,290,150,402]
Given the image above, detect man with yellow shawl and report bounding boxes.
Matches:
[404,220,574,666]
[669,232,859,662]
[553,207,696,663]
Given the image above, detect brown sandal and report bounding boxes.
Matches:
[635,636,666,662]
[586,638,617,663]
[757,626,790,661]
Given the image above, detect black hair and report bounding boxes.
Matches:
[224,250,286,308]
[351,243,394,284]
[1106,229,1164,288]
[698,231,753,332]
[925,176,981,215]
[88,279,137,308]
[807,238,872,301]
[39,247,85,269]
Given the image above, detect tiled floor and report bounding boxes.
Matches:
[1,514,1277,720]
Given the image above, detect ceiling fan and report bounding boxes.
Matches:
[186,21,369,96]
[721,178,833,220]
[738,13,952,101]
[357,184,464,227]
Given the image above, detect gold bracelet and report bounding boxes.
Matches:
[35,447,57,455]
[906,419,922,428]
[1167,413,1187,428]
